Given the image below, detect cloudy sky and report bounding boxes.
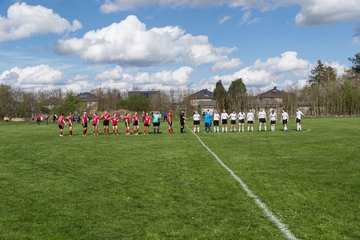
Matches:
[0,0,359,93]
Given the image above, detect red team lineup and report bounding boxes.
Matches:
[55,108,304,137]
[55,111,175,137]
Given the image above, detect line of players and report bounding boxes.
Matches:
[192,108,305,133]
[56,111,174,137]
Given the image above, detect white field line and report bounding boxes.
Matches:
[188,129,298,240]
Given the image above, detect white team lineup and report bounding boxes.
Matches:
[191,108,305,133]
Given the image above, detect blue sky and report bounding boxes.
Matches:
[0,0,359,93]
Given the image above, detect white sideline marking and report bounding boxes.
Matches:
[189,129,298,240]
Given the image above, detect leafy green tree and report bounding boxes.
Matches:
[0,84,15,118]
[348,52,360,74]
[118,94,150,112]
[59,91,80,114]
[213,80,228,110]
[228,78,247,111]
[308,60,326,86]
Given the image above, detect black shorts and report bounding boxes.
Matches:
[222,119,228,125]
[144,123,150,127]
[282,119,288,124]
[112,124,118,126]
[213,120,219,126]
[259,118,266,123]
[58,125,64,129]
[296,118,301,123]
[247,120,254,124]
[239,119,245,124]
[153,122,159,127]
[133,121,139,126]
[180,121,185,126]
[194,120,200,125]
[271,120,276,124]
[125,122,130,127]
[168,121,173,126]
[92,123,97,127]
[103,120,109,126]
[83,123,88,128]
[231,120,236,125]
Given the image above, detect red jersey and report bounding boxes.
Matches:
[111,116,119,125]
[82,115,88,124]
[167,112,172,123]
[132,115,139,122]
[67,115,73,125]
[144,115,151,125]
[91,115,99,125]
[124,116,130,126]
[102,113,110,121]
[58,115,65,126]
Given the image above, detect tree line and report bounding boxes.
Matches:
[1,52,359,119]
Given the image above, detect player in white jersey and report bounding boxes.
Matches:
[269,109,277,131]
[296,108,305,131]
[247,109,254,132]
[221,110,229,133]
[238,111,246,132]
[281,108,289,131]
[229,110,237,132]
[213,110,220,133]
[258,108,267,131]
[193,111,201,133]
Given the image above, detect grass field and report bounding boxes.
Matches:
[0,118,359,239]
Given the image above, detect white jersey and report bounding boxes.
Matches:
[238,112,246,120]
[213,113,220,121]
[296,110,304,120]
[193,113,200,121]
[229,113,237,120]
[270,113,277,121]
[258,111,266,119]
[281,112,288,120]
[247,112,254,121]
[221,113,229,120]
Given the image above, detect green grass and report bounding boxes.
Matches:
[0,118,359,239]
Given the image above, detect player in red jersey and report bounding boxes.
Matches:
[124,113,131,135]
[91,113,99,135]
[111,113,120,135]
[143,112,151,135]
[57,113,66,136]
[167,110,174,134]
[132,112,139,135]
[81,112,88,136]
[101,111,111,135]
[67,113,74,136]
[142,111,146,123]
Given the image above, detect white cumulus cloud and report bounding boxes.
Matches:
[0,2,82,42]
[96,65,193,90]
[56,15,237,68]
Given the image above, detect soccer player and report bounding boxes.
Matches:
[296,108,305,131]
[58,113,65,136]
[238,111,246,132]
[111,113,119,135]
[67,113,74,136]
[247,109,254,132]
[204,109,212,133]
[281,108,289,131]
[193,111,201,133]
[229,110,237,132]
[167,110,174,134]
[213,110,220,133]
[152,111,161,133]
[269,109,277,131]
[143,113,151,135]
[124,113,131,135]
[258,108,267,131]
[179,110,186,133]
[81,112,88,136]
[221,110,229,133]
[102,111,110,135]
[91,113,99,135]
[132,112,139,135]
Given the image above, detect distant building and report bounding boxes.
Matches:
[77,92,98,110]
[256,86,287,108]
[187,89,217,113]
[128,90,160,99]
